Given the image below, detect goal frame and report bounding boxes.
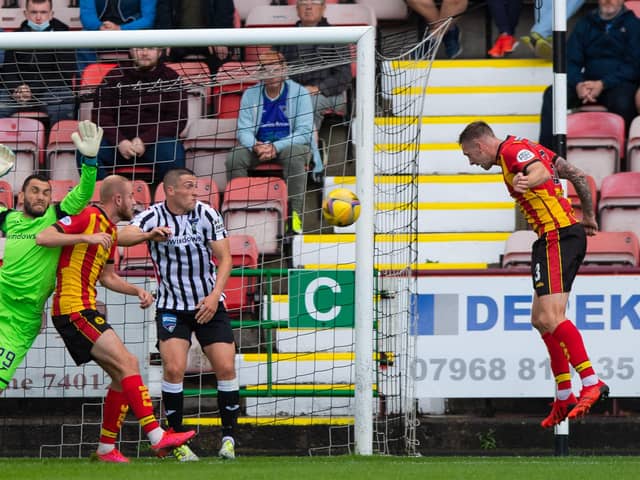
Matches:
[0,26,377,455]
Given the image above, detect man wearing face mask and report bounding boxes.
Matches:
[0,0,77,126]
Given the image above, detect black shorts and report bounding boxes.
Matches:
[155,302,235,348]
[531,223,586,296]
[51,309,112,366]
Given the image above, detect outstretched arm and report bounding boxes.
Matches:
[59,121,104,216]
[554,157,598,235]
[118,224,172,247]
[36,225,112,249]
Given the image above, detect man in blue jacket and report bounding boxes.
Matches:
[539,0,640,149]
[225,51,314,235]
[277,0,352,184]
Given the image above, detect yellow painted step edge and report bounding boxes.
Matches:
[393,85,547,95]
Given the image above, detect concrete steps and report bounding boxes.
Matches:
[291,232,508,269]
[323,175,515,234]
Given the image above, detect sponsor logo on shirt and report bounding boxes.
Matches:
[517,149,535,163]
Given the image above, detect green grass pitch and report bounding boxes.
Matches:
[2,456,640,480]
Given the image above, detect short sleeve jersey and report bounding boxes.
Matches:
[52,206,116,316]
[498,135,578,235]
[130,200,228,311]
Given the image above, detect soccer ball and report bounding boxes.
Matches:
[322,188,361,227]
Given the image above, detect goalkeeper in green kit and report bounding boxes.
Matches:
[0,120,103,392]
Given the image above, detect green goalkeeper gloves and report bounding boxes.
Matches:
[72,120,104,166]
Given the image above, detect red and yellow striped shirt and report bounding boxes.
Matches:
[498,135,577,236]
[52,206,116,316]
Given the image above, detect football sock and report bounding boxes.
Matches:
[218,378,240,439]
[552,320,597,385]
[98,387,129,453]
[541,332,572,395]
[162,380,185,431]
[121,375,162,441]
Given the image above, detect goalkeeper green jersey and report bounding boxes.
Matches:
[0,164,97,317]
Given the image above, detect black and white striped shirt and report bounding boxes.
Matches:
[131,201,228,311]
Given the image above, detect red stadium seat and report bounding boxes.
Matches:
[221,177,288,255]
[78,63,117,121]
[243,45,275,63]
[222,234,260,317]
[165,62,211,121]
[131,180,152,211]
[212,62,260,118]
[501,230,536,268]
[583,231,640,267]
[0,117,46,193]
[598,172,640,241]
[567,112,625,190]
[118,243,154,273]
[0,180,13,209]
[47,120,80,182]
[182,118,238,192]
[49,179,76,204]
[565,174,597,221]
[155,177,220,210]
[626,116,640,172]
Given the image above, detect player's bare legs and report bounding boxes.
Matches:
[90,331,195,461]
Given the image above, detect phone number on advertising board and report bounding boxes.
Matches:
[411,357,634,381]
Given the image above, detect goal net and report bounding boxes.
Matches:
[0,18,446,458]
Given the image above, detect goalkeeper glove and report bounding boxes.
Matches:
[71,120,104,163]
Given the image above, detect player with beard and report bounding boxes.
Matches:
[0,120,102,394]
[36,175,196,462]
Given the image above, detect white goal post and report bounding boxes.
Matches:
[0,26,377,455]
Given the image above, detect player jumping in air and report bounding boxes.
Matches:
[36,175,196,462]
[458,121,609,428]
[0,120,100,393]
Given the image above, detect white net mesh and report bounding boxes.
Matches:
[0,22,445,457]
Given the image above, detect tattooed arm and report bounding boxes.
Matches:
[554,157,598,236]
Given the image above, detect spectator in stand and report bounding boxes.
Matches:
[77,0,157,73]
[85,46,188,184]
[406,0,467,59]
[154,0,235,76]
[277,0,352,182]
[487,0,522,58]
[225,51,313,235]
[521,0,585,60]
[538,0,640,149]
[0,0,76,125]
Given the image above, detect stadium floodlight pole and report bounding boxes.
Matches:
[552,0,570,457]
[353,25,376,457]
[0,25,378,456]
